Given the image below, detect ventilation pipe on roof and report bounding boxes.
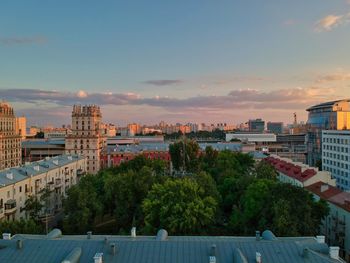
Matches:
[2,233,11,240]
[6,173,13,180]
[256,252,262,263]
[61,247,82,263]
[34,165,40,171]
[16,239,23,249]
[47,229,62,239]
[261,230,277,241]
[110,243,116,255]
[93,253,103,263]
[131,227,136,238]
[87,231,92,239]
[209,244,217,263]
[316,235,325,244]
[104,237,108,244]
[329,246,340,260]
[255,231,260,241]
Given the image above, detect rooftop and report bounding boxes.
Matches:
[0,229,344,263]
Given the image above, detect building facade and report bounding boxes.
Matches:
[306,100,350,166]
[322,130,350,191]
[15,116,26,140]
[248,118,265,132]
[267,122,283,134]
[0,103,22,170]
[65,105,106,174]
[0,155,86,221]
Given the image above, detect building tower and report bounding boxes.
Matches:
[0,102,22,170]
[65,105,106,174]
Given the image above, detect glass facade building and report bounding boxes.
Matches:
[306,100,350,166]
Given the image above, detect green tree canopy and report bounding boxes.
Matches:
[142,178,217,234]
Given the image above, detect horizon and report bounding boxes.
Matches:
[1,1,350,126]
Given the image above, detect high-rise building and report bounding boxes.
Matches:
[306,100,350,166]
[65,105,106,174]
[0,102,22,170]
[15,116,26,139]
[248,118,265,132]
[267,122,283,134]
[322,130,350,191]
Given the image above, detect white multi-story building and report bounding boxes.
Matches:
[0,154,86,221]
[322,130,350,191]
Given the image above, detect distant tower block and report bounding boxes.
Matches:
[293,112,297,126]
[65,105,106,174]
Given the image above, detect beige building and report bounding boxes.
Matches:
[15,116,26,139]
[0,102,22,170]
[0,154,86,221]
[65,105,106,174]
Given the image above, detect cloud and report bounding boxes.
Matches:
[141,79,183,86]
[0,86,335,111]
[0,36,47,46]
[315,13,350,32]
[316,72,350,83]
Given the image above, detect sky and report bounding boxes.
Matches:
[1,0,350,126]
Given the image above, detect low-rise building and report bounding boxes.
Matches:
[306,181,350,261]
[0,155,86,221]
[0,229,345,263]
[265,155,336,187]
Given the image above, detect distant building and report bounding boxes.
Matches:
[0,229,345,263]
[248,118,265,132]
[22,139,66,162]
[322,130,350,191]
[0,102,22,170]
[15,117,26,139]
[306,99,350,166]
[267,122,283,134]
[226,133,276,143]
[65,105,106,174]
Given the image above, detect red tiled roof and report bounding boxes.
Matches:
[264,156,317,182]
[306,181,350,212]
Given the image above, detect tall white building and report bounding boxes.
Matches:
[65,105,106,174]
[322,130,350,191]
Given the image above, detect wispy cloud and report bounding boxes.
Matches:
[141,79,183,86]
[315,13,350,32]
[316,72,350,83]
[0,36,47,46]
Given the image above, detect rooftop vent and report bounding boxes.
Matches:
[209,256,216,263]
[2,233,11,240]
[47,228,62,239]
[61,247,82,263]
[87,231,92,239]
[261,230,277,241]
[329,246,339,260]
[33,165,40,171]
[131,227,136,238]
[255,231,260,241]
[320,184,329,193]
[256,252,262,263]
[316,235,325,244]
[156,229,168,241]
[110,243,116,255]
[93,253,103,263]
[53,160,59,166]
[16,239,23,249]
[6,172,13,180]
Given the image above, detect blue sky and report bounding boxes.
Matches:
[1,0,350,126]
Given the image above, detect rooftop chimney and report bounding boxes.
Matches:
[256,252,262,263]
[16,239,23,249]
[329,246,339,260]
[320,184,329,193]
[2,233,11,240]
[131,227,136,238]
[93,253,103,263]
[316,235,325,244]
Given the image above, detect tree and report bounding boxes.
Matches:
[255,161,278,180]
[169,139,200,173]
[0,219,43,235]
[24,196,43,221]
[142,178,217,234]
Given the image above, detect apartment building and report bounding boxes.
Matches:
[322,130,350,191]
[0,102,22,170]
[15,116,26,140]
[0,155,86,221]
[65,105,106,174]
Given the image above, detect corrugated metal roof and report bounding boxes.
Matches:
[0,233,344,263]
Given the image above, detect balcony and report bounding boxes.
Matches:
[4,200,17,215]
[55,178,62,188]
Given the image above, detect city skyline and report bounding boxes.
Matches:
[1,1,350,125]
